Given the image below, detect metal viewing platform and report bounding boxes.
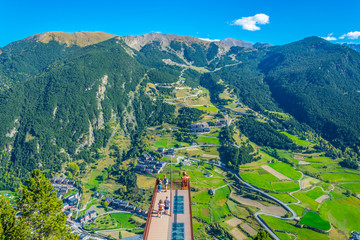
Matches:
[143,179,194,240]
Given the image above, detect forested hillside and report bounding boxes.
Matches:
[0,32,360,189]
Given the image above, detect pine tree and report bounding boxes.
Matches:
[0,169,78,240]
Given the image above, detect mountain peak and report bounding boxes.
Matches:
[220,38,253,48]
[25,31,117,47]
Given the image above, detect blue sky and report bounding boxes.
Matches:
[1,0,359,47]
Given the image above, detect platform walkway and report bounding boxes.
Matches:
[143,183,193,240]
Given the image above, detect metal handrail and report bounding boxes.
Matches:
[143,182,158,240]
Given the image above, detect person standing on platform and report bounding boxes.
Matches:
[163,174,169,192]
[181,172,190,190]
[157,199,165,218]
[164,196,170,215]
[157,177,162,193]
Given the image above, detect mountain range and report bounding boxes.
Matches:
[0,31,360,189]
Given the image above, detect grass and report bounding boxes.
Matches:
[268,193,298,203]
[289,204,306,217]
[340,183,360,194]
[321,172,360,182]
[192,204,211,223]
[210,186,231,222]
[195,136,220,145]
[268,162,302,180]
[194,106,218,113]
[299,211,331,231]
[272,181,300,193]
[227,200,250,219]
[110,213,136,229]
[293,188,326,211]
[86,170,105,188]
[281,132,312,146]
[240,171,278,191]
[319,196,360,233]
[153,139,167,148]
[261,215,329,240]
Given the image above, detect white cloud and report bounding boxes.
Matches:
[199,38,220,42]
[339,31,360,39]
[322,33,337,41]
[232,14,269,31]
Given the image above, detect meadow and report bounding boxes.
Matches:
[299,211,331,231]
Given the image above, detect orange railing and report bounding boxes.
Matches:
[143,182,158,240]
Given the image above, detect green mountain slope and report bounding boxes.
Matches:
[259,37,360,148]
[0,32,360,189]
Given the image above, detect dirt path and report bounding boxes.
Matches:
[230,193,287,216]
[241,223,257,236]
[225,217,242,227]
[261,165,290,180]
[229,228,247,240]
[315,195,330,203]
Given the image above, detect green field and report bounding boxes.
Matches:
[340,183,360,194]
[299,211,331,231]
[321,172,360,182]
[289,204,305,217]
[194,106,218,113]
[86,170,105,188]
[195,136,220,145]
[293,188,326,211]
[110,213,136,229]
[210,186,231,222]
[241,171,278,191]
[192,204,211,223]
[268,162,302,180]
[153,139,167,148]
[261,215,329,240]
[272,181,300,193]
[281,132,312,146]
[268,193,298,203]
[319,196,360,233]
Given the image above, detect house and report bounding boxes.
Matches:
[50,178,56,184]
[62,203,71,211]
[88,210,97,219]
[67,198,78,206]
[135,207,142,214]
[127,205,137,211]
[135,164,147,173]
[157,147,165,153]
[216,120,227,127]
[104,197,114,204]
[208,189,215,195]
[204,172,213,178]
[64,210,72,219]
[119,201,129,209]
[68,180,76,187]
[165,148,175,156]
[78,233,89,240]
[78,215,86,223]
[141,210,148,216]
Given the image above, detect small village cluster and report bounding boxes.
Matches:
[135,152,168,175]
[190,120,227,134]
[50,178,76,199]
[61,192,81,219]
[190,122,210,133]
